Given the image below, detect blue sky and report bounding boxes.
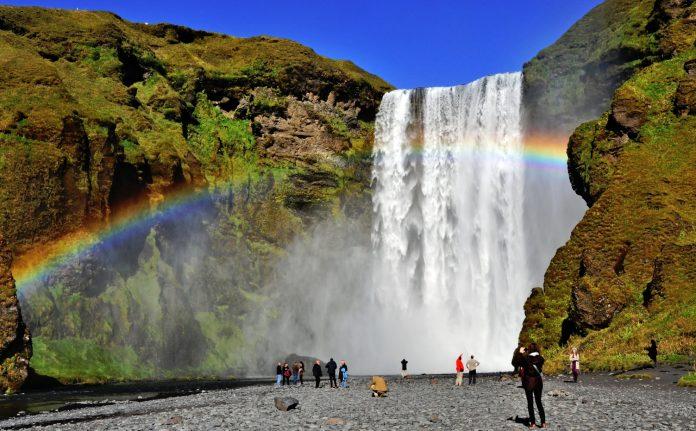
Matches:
[6,0,604,88]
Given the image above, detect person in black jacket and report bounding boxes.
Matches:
[326,358,338,388]
[645,339,658,367]
[312,360,323,388]
[512,343,547,429]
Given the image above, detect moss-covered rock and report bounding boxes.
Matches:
[522,0,696,134]
[519,44,696,373]
[0,6,391,383]
[0,236,31,393]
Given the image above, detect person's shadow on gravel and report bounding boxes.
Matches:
[508,415,531,427]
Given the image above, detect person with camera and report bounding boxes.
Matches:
[513,343,547,429]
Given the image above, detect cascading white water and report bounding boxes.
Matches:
[264,71,584,374]
[371,73,527,371]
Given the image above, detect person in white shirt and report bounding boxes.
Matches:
[466,355,480,385]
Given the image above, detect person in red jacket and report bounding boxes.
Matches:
[455,354,465,386]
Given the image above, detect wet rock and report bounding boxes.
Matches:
[274,396,299,411]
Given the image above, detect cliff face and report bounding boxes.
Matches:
[0,236,31,393]
[523,0,694,134]
[519,0,696,372]
[0,6,390,251]
[0,6,390,382]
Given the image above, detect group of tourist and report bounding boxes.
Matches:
[276,358,349,389]
[275,361,305,386]
[272,339,659,429]
[455,354,481,385]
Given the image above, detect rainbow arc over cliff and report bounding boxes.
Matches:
[13,137,568,291]
[13,185,219,291]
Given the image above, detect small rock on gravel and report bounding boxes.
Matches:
[325,417,346,425]
[274,396,299,411]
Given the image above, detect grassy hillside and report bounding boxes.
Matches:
[523,0,696,134]
[0,6,391,384]
[519,0,696,373]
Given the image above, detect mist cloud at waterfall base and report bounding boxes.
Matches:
[258,220,507,374]
[260,73,587,375]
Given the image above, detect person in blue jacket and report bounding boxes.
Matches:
[339,360,349,388]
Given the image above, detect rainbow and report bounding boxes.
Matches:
[13,185,220,292]
[13,136,569,291]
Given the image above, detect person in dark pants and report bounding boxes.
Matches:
[513,343,547,429]
[466,355,480,385]
[282,363,291,386]
[312,360,322,388]
[299,361,305,386]
[646,339,658,367]
[339,360,349,388]
[326,357,338,388]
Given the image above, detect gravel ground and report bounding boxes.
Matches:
[0,372,694,430]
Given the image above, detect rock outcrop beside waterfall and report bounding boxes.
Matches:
[519,0,696,372]
[0,6,390,383]
[0,236,31,393]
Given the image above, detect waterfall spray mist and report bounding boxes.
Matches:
[263,73,568,374]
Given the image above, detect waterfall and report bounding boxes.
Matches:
[371,73,527,371]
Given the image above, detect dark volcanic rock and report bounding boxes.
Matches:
[674,75,696,116]
[274,396,299,411]
[607,87,649,137]
[0,236,32,393]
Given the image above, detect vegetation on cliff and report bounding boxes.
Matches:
[0,236,31,393]
[519,0,696,373]
[0,6,391,383]
[523,0,695,133]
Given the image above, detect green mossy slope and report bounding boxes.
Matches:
[0,6,391,384]
[519,1,696,373]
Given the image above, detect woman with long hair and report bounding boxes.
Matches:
[513,343,547,429]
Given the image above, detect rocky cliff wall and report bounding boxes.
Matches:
[519,0,696,372]
[0,6,390,383]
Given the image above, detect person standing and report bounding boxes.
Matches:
[569,348,580,383]
[513,343,547,429]
[466,355,480,385]
[282,363,291,386]
[455,354,464,386]
[646,340,658,367]
[291,361,300,385]
[339,360,349,388]
[275,362,283,387]
[312,360,322,388]
[326,357,338,388]
[299,361,305,386]
[401,358,409,378]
